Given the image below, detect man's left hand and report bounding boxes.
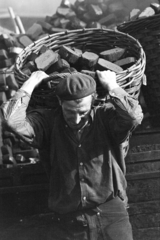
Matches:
[96,70,119,91]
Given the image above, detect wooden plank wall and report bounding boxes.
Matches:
[126,131,160,240]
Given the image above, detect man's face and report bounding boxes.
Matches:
[61,95,92,130]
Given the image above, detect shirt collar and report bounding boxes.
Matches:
[90,106,95,122]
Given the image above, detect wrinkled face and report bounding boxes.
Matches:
[61,95,92,130]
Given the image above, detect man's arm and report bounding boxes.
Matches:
[96,70,143,143]
[0,71,50,148]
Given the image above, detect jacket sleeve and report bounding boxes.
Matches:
[100,87,143,143]
[0,89,52,148]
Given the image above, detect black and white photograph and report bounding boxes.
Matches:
[0,0,159,239]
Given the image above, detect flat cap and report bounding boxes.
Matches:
[55,72,96,100]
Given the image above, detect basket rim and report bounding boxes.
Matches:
[117,12,160,30]
[14,27,146,97]
[15,28,146,72]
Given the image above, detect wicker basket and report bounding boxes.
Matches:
[14,28,146,109]
[117,14,160,127]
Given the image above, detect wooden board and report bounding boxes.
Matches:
[127,178,160,203]
[132,227,160,240]
[130,213,160,228]
[126,161,160,174]
[128,200,160,215]
[130,132,160,147]
[126,150,160,163]
[0,162,48,187]
[0,184,49,229]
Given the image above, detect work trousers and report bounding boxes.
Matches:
[0,197,133,240]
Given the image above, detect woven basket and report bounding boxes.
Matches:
[117,14,160,127]
[14,28,146,109]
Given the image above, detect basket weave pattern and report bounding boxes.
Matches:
[117,14,160,125]
[15,28,146,108]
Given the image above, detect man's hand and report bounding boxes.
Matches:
[21,71,49,95]
[27,71,49,86]
[96,70,119,91]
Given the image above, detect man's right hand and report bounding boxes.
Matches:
[20,71,49,95]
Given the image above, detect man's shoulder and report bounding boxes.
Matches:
[27,106,61,121]
[93,101,115,112]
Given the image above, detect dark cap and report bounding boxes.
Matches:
[55,72,96,100]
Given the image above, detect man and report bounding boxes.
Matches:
[1,70,143,240]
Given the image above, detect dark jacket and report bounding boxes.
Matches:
[1,87,143,214]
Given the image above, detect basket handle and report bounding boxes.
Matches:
[8,7,25,34]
